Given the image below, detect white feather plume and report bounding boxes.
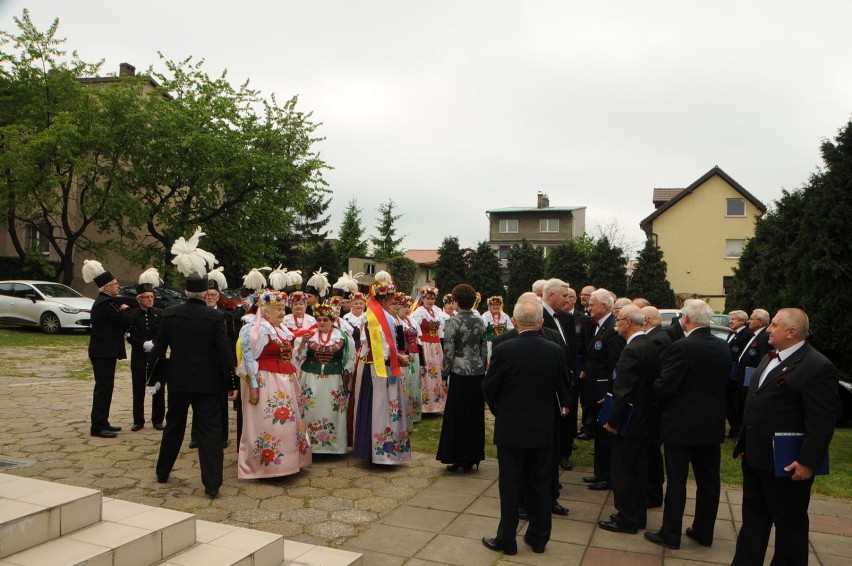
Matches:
[138,267,162,288]
[333,272,359,294]
[170,227,218,276]
[287,270,302,286]
[242,268,267,290]
[374,270,392,283]
[269,264,288,290]
[307,268,330,297]
[81,259,106,284]
[208,266,228,290]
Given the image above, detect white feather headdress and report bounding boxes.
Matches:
[287,270,302,287]
[208,266,228,290]
[138,268,162,288]
[374,270,393,283]
[242,268,268,291]
[170,227,218,277]
[269,264,288,291]
[333,271,361,294]
[306,268,330,297]
[81,259,106,284]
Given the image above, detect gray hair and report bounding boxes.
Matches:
[185,290,207,301]
[532,280,548,295]
[632,297,651,308]
[614,297,632,309]
[513,298,543,326]
[729,310,748,323]
[544,278,569,298]
[517,291,542,304]
[751,309,770,326]
[590,288,614,309]
[681,299,713,326]
[640,306,662,328]
[777,308,809,338]
[620,304,645,326]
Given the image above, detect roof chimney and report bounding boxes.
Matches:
[119,62,136,76]
[537,192,549,208]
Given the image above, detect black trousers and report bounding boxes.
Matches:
[90,357,117,432]
[190,391,229,442]
[611,434,650,526]
[592,404,611,481]
[725,381,742,434]
[732,460,813,566]
[660,443,721,545]
[646,412,665,506]
[131,352,165,426]
[496,444,552,551]
[560,382,581,458]
[156,391,223,491]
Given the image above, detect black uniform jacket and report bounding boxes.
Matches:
[88,293,131,359]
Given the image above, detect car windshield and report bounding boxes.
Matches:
[160,287,185,300]
[33,283,83,299]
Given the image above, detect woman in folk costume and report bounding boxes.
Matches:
[284,291,317,337]
[395,293,423,425]
[294,302,355,454]
[483,295,513,364]
[353,271,412,465]
[343,291,367,446]
[410,286,447,414]
[236,290,311,478]
[440,293,456,322]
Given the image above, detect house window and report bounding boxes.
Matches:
[499,219,518,233]
[28,223,51,254]
[498,246,510,260]
[726,199,746,217]
[364,263,375,275]
[723,276,735,295]
[539,218,559,233]
[725,239,745,258]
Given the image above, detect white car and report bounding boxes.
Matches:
[0,280,94,333]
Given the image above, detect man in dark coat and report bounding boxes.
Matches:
[640,305,672,509]
[127,283,164,431]
[566,288,594,441]
[736,309,772,423]
[482,298,569,556]
[87,270,131,438]
[732,308,839,565]
[598,305,661,534]
[580,288,625,491]
[645,299,730,550]
[149,273,237,497]
[726,310,753,438]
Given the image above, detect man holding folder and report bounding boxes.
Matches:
[732,308,839,565]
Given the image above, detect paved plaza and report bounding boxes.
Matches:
[1,357,850,565]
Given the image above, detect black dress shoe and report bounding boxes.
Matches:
[588,480,612,490]
[577,432,594,440]
[598,519,638,534]
[523,534,545,553]
[559,458,573,471]
[156,474,168,484]
[644,530,680,550]
[481,536,516,555]
[582,475,601,483]
[610,513,646,529]
[131,423,144,432]
[551,503,569,516]
[106,425,122,432]
[91,429,118,438]
[204,487,219,498]
[153,423,165,430]
[685,527,712,547]
[189,439,198,449]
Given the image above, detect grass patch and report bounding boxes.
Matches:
[0,324,90,347]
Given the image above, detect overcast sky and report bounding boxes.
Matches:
[3,1,851,256]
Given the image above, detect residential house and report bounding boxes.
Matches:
[348,249,439,295]
[639,166,766,310]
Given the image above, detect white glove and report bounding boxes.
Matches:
[143,340,154,353]
[146,382,161,396]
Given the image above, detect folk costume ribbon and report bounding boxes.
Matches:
[366,297,400,378]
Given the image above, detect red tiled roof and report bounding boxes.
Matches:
[405,249,439,265]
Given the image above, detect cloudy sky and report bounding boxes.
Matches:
[3,1,850,256]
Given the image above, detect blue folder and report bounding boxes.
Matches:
[773,433,830,477]
[597,393,632,437]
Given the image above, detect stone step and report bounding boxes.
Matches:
[0,473,102,559]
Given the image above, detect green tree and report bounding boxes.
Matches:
[544,235,593,288]
[369,199,405,260]
[388,255,418,296]
[301,240,339,282]
[628,239,676,307]
[588,236,627,296]
[434,236,467,298]
[467,241,504,310]
[506,240,544,308]
[335,197,368,271]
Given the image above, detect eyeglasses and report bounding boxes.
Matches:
[616,317,629,323]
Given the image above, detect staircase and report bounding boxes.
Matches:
[0,473,362,565]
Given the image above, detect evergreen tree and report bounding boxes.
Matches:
[388,255,418,296]
[334,197,368,271]
[506,240,544,308]
[302,240,339,283]
[370,199,405,260]
[434,236,467,297]
[628,239,676,307]
[587,236,628,296]
[544,235,593,288]
[467,241,504,311]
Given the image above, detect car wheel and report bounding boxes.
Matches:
[40,312,62,334]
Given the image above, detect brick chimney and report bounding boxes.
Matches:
[119,63,136,76]
[537,192,550,208]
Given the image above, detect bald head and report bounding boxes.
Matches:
[640,306,662,330]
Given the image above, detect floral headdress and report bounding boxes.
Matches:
[420,286,438,298]
[487,296,503,306]
[393,291,407,305]
[289,290,307,303]
[313,302,336,319]
[328,295,343,306]
[256,290,287,307]
[402,295,415,308]
[351,292,366,302]
[370,270,396,298]
[442,293,454,305]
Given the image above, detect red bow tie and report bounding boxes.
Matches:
[767,350,780,360]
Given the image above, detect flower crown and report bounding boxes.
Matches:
[393,291,407,304]
[256,290,288,307]
[371,280,396,297]
[313,302,336,319]
[289,291,307,303]
[487,295,503,306]
[420,286,438,298]
[350,292,366,302]
[402,295,415,307]
[443,293,454,304]
[328,295,343,306]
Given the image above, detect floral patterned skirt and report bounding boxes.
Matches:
[401,357,422,426]
[238,370,312,479]
[353,365,411,465]
[299,370,349,454]
[420,342,446,414]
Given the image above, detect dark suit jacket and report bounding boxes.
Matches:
[542,307,577,381]
[665,317,685,342]
[88,293,131,359]
[491,327,571,410]
[569,309,593,371]
[737,328,771,385]
[610,333,661,437]
[645,325,672,365]
[734,342,839,473]
[655,326,731,446]
[127,306,163,353]
[148,299,234,394]
[483,331,566,448]
[583,314,625,401]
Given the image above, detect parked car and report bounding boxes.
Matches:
[0,280,94,333]
[116,285,186,310]
[838,372,852,428]
[216,288,243,311]
[658,309,730,328]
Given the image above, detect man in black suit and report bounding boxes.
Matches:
[86,269,131,438]
[726,310,754,438]
[640,305,672,509]
[645,299,730,550]
[580,288,625,491]
[565,287,594,447]
[482,298,569,556]
[149,273,237,497]
[598,305,661,535]
[732,308,839,566]
[736,309,772,420]
[127,283,164,432]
